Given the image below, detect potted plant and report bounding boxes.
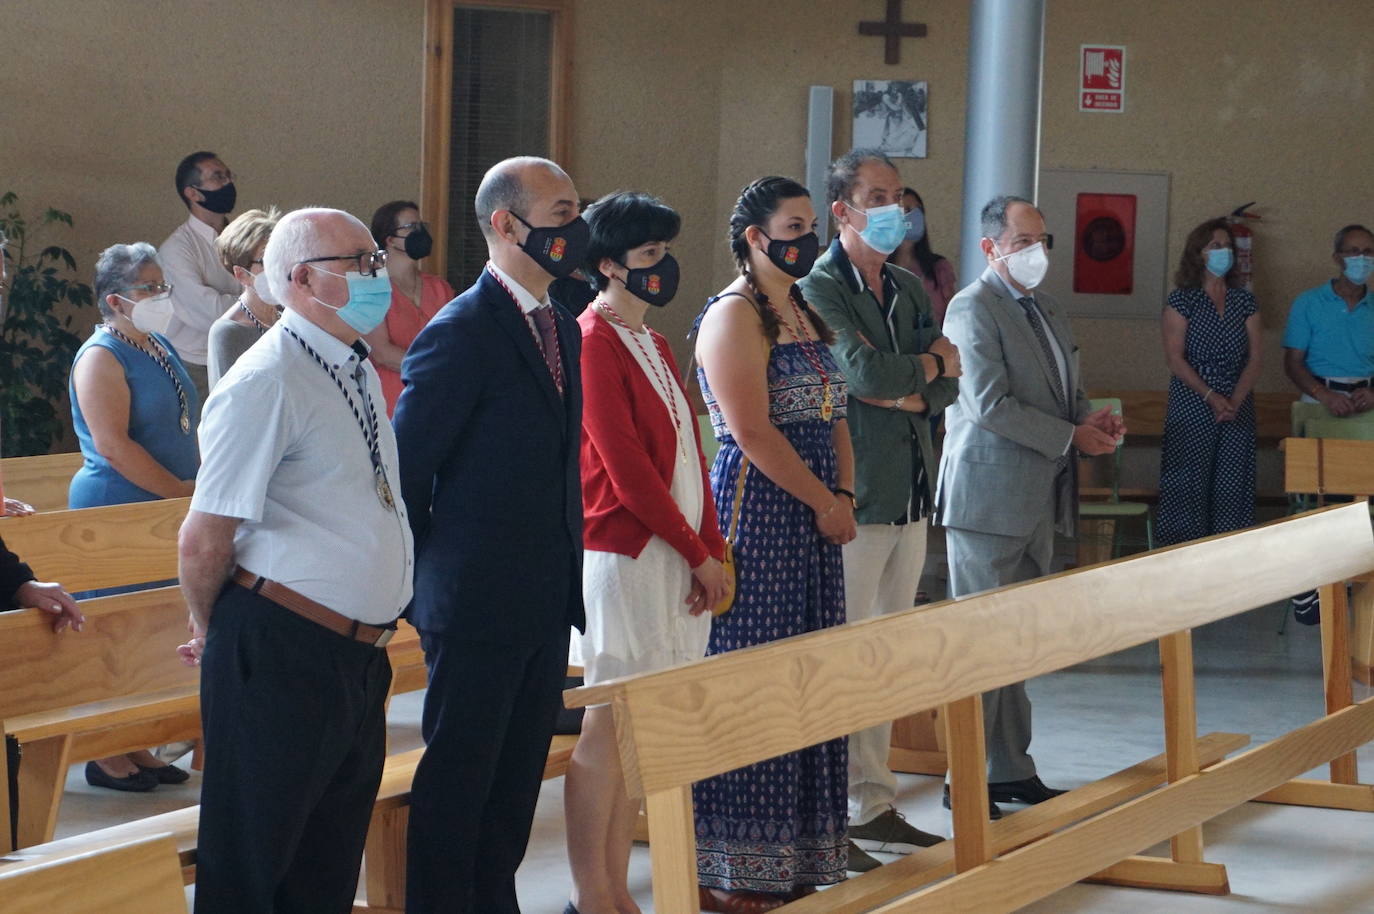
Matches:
[0,192,94,457]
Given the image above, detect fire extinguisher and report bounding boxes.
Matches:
[1227,203,1261,293]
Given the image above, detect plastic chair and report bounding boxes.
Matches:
[697,413,721,466]
[1079,397,1154,557]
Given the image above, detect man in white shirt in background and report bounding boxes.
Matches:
[161,151,240,402]
[177,207,414,914]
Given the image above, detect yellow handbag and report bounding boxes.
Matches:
[713,455,750,616]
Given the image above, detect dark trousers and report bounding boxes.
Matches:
[194,584,392,914]
[405,630,567,914]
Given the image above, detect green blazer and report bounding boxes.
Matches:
[800,237,959,525]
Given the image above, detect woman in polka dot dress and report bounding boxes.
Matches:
[1157,218,1261,545]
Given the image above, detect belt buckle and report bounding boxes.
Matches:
[374,628,395,648]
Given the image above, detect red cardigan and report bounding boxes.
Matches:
[578,309,724,568]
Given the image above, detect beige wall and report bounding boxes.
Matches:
[7,0,1373,410]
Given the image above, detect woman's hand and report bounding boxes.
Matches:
[815,496,857,545]
[15,580,84,632]
[3,497,35,516]
[1205,391,1235,423]
[687,556,730,616]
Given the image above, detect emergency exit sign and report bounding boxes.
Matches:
[1080,45,1125,112]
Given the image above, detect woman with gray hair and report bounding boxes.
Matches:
[68,241,200,790]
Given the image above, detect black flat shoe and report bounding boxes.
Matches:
[563,905,579,914]
[85,761,157,792]
[988,775,1067,805]
[942,784,1003,820]
[138,763,190,785]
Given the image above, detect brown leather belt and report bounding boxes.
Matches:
[232,567,395,647]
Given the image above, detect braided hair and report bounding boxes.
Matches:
[727,176,835,345]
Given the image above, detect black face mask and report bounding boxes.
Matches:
[195,182,237,215]
[617,253,680,308]
[513,212,590,279]
[759,230,820,279]
[400,225,433,260]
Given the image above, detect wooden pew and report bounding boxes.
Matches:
[0,833,188,914]
[0,452,84,513]
[567,504,1374,913]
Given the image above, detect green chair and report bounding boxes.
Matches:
[697,413,721,467]
[1078,397,1155,556]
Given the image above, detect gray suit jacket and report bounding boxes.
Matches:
[935,268,1091,538]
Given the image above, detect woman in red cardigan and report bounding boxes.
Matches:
[564,192,729,914]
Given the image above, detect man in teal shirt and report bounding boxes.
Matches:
[801,149,960,872]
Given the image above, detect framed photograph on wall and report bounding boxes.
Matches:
[853,79,927,158]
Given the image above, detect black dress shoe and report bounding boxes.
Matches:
[138,763,190,785]
[85,761,157,792]
[563,904,580,914]
[988,775,1067,805]
[941,785,1003,820]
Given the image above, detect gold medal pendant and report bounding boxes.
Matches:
[180,411,190,434]
[376,469,396,511]
[820,387,834,422]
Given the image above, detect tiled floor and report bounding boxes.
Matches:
[48,603,1374,912]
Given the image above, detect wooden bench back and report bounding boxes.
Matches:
[0,453,84,513]
[575,504,1373,799]
[1088,389,1297,442]
[0,834,187,914]
[0,498,188,592]
[0,587,196,721]
[1283,437,1374,497]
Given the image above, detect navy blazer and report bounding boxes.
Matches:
[393,269,586,643]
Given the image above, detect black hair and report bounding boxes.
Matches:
[175,151,219,209]
[980,194,1039,242]
[370,199,419,247]
[889,186,944,279]
[583,191,681,291]
[825,147,897,206]
[1334,223,1374,253]
[727,176,834,344]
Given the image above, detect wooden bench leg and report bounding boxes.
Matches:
[645,785,697,914]
[1353,580,1374,687]
[15,734,72,848]
[944,696,990,873]
[363,805,408,912]
[190,739,205,772]
[0,731,12,853]
[888,707,947,776]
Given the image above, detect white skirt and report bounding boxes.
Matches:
[573,535,710,686]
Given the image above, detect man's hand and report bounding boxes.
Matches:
[1083,404,1126,440]
[177,613,206,666]
[928,336,962,378]
[1319,388,1355,417]
[1350,388,1374,413]
[15,580,84,632]
[3,497,34,516]
[687,556,730,617]
[1072,423,1118,456]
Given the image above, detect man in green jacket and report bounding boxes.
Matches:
[801,149,961,872]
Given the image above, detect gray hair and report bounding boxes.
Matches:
[980,194,1040,242]
[93,242,159,319]
[825,147,897,205]
[1334,223,1374,253]
[261,207,369,307]
[474,156,565,240]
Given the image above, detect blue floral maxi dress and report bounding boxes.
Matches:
[1156,286,1258,545]
[693,311,850,893]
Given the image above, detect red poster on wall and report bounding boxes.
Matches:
[1073,193,1136,295]
[1080,45,1126,112]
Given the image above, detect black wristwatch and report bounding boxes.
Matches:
[928,351,945,378]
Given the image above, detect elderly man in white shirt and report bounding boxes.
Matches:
[161,151,241,402]
[177,207,414,914]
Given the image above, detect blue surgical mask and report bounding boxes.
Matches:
[309,265,392,334]
[847,202,908,255]
[1205,247,1233,278]
[904,208,926,243]
[1343,255,1374,285]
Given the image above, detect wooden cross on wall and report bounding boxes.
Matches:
[859,0,927,65]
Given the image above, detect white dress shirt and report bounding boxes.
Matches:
[994,270,1075,454]
[161,215,239,365]
[487,260,551,337]
[191,307,414,624]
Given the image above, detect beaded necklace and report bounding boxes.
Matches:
[485,264,564,394]
[101,324,192,434]
[593,300,690,465]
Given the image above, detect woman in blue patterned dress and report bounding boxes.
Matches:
[691,176,856,913]
[1157,218,1261,545]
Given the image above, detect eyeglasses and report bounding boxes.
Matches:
[121,281,173,296]
[293,250,388,279]
[392,220,427,236]
[193,169,235,189]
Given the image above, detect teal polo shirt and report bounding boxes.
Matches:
[1282,280,1374,378]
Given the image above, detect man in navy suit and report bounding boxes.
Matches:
[394,156,588,914]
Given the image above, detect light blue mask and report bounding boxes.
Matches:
[310,265,392,334]
[848,203,908,255]
[904,208,926,243]
[1343,255,1374,285]
[1205,247,1233,278]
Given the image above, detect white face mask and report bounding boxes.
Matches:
[119,291,175,335]
[992,240,1050,290]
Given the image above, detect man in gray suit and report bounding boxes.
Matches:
[935,195,1123,816]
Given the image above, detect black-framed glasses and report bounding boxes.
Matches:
[121,281,173,296]
[292,250,388,279]
[392,220,428,236]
